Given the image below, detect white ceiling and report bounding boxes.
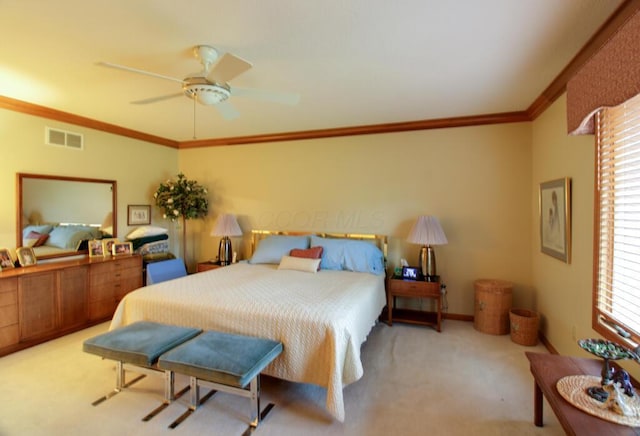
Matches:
[0,0,623,142]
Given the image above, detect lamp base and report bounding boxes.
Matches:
[418,245,437,278]
[218,237,232,266]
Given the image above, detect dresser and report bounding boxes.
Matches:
[0,255,142,356]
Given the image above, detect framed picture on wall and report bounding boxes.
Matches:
[127,204,151,226]
[539,177,571,263]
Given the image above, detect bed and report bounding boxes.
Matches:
[110,231,388,421]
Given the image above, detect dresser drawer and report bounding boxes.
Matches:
[0,304,18,329]
[0,287,17,307]
[0,277,18,294]
[91,255,141,275]
[0,324,19,349]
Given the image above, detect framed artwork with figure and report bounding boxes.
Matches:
[127,204,151,226]
[539,177,571,263]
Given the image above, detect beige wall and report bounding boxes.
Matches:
[4,95,631,374]
[0,109,179,257]
[531,94,639,380]
[179,122,533,316]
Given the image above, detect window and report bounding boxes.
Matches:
[593,92,640,350]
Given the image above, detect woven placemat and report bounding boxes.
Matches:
[557,375,640,427]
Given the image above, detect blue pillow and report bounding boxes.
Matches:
[310,235,385,275]
[46,226,93,249]
[22,224,53,240]
[249,235,309,264]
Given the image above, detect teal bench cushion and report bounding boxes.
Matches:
[83,321,202,367]
[158,331,283,388]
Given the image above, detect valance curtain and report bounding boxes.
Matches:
[567,7,640,135]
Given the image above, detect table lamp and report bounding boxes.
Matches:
[407,215,448,278]
[211,214,242,265]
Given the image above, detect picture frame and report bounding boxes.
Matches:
[112,241,133,256]
[101,238,117,256]
[539,177,571,263]
[0,248,15,269]
[16,247,37,267]
[88,239,105,257]
[128,204,151,226]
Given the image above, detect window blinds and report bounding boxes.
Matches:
[594,92,640,346]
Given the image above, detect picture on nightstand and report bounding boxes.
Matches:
[401,266,421,280]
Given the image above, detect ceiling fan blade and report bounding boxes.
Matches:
[131,92,184,104]
[231,86,300,105]
[215,101,240,120]
[97,61,185,84]
[207,53,253,83]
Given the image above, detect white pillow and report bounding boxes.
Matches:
[277,255,321,273]
[126,226,168,240]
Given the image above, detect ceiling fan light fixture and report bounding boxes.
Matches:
[183,82,231,105]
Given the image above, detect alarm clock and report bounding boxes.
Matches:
[401,266,421,281]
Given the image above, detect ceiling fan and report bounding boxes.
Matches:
[98,45,300,120]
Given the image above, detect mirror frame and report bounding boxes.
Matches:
[16,173,118,259]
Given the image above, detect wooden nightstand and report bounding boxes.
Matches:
[386,275,442,332]
[196,261,224,272]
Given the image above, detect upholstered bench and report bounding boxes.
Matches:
[158,330,283,431]
[83,321,202,419]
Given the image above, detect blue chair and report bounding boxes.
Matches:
[146,259,187,285]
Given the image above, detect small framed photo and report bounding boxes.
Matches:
[128,204,151,226]
[16,247,37,267]
[101,238,117,256]
[112,242,133,256]
[401,266,421,281]
[0,248,15,269]
[540,177,571,263]
[88,239,105,257]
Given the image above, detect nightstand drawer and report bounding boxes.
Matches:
[388,279,440,297]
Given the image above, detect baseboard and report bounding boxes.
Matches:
[443,313,473,322]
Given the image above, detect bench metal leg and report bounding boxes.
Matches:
[92,361,146,406]
[168,374,275,433]
[249,376,260,427]
[92,361,188,423]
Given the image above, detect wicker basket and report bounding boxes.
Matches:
[473,279,513,335]
[509,308,539,346]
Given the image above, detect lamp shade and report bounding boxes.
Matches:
[407,215,448,246]
[210,213,243,237]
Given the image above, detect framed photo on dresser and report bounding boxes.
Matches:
[112,242,133,256]
[16,247,37,267]
[0,248,14,269]
[88,239,105,257]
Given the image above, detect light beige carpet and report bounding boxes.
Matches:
[0,320,563,435]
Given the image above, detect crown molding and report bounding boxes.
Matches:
[179,111,530,148]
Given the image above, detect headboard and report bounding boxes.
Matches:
[250,230,388,263]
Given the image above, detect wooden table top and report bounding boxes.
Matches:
[525,352,640,436]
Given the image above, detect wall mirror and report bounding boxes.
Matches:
[16,173,117,259]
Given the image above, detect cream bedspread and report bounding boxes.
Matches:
[110,262,386,421]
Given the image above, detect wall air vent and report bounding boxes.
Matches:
[45,127,84,150]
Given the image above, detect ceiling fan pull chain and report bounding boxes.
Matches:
[193,96,197,139]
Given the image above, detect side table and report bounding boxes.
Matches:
[525,351,639,435]
[386,275,442,332]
